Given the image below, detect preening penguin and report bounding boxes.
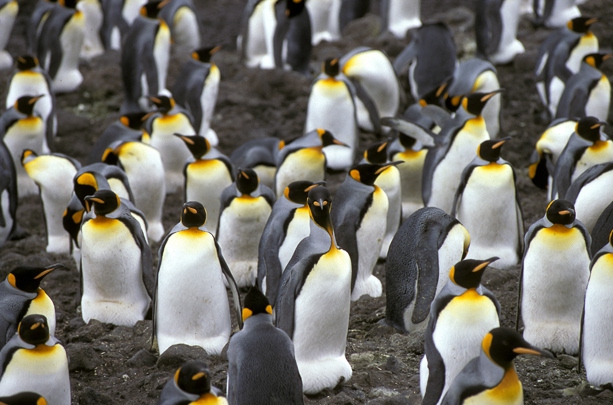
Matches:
[565,162,613,233]
[380,0,421,38]
[158,0,203,50]
[229,136,280,190]
[87,111,148,164]
[154,201,242,355]
[475,0,525,65]
[157,360,228,405]
[385,207,470,333]
[0,0,18,70]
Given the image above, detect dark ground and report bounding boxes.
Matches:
[1,0,613,404]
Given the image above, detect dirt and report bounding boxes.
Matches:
[1,0,613,404]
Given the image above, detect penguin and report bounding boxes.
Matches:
[420,257,501,405]
[0,95,46,198]
[452,138,524,269]
[21,150,80,254]
[229,136,280,190]
[62,193,86,265]
[271,0,312,74]
[338,0,370,33]
[145,95,196,194]
[275,186,353,395]
[533,0,581,28]
[237,0,276,68]
[172,46,222,146]
[341,47,400,134]
[35,0,85,93]
[257,181,321,304]
[27,0,58,55]
[0,137,18,247]
[99,0,127,51]
[362,141,402,259]
[581,229,613,388]
[385,207,471,333]
[77,0,105,59]
[0,0,18,70]
[217,168,275,288]
[440,327,553,404]
[154,201,242,355]
[120,0,171,114]
[174,133,233,237]
[380,0,421,39]
[87,111,148,164]
[5,55,57,151]
[80,189,154,326]
[305,58,358,172]
[0,314,70,405]
[274,129,346,198]
[0,392,47,405]
[73,162,135,206]
[565,162,613,233]
[555,52,612,122]
[518,199,591,354]
[423,90,501,214]
[157,360,228,405]
[227,287,304,405]
[475,0,525,65]
[332,162,399,301]
[591,201,613,256]
[551,116,613,199]
[101,139,166,242]
[304,0,341,46]
[393,22,457,104]
[158,0,203,51]
[0,263,63,349]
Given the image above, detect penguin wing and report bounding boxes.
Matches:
[451,160,479,216]
[509,162,525,257]
[333,203,363,291]
[0,335,33,377]
[0,284,33,349]
[216,238,244,330]
[475,0,503,58]
[421,126,457,205]
[272,3,289,69]
[554,73,590,120]
[381,117,435,147]
[516,220,547,329]
[591,201,613,256]
[440,356,496,405]
[230,137,280,169]
[351,78,383,135]
[392,41,417,76]
[259,184,277,208]
[38,6,74,79]
[551,135,588,198]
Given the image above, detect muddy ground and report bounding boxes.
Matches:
[1,0,613,404]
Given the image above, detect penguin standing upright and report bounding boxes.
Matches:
[0,0,18,70]
[420,258,501,405]
[237,0,276,68]
[227,287,304,405]
[305,0,341,45]
[0,137,17,248]
[0,315,70,405]
[381,0,421,38]
[172,46,222,146]
[565,163,613,233]
[217,169,275,288]
[518,199,591,354]
[77,0,105,59]
[154,201,242,355]
[441,327,553,404]
[80,189,154,326]
[305,58,358,171]
[157,360,228,405]
[385,207,470,333]
[452,139,524,269]
[158,0,203,50]
[475,0,525,65]
[271,0,312,75]
[275,186,353,395]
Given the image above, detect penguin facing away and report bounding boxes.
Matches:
[565,162,613,233]
[157,360,228,405]
[272,0,312,75]
[475,0,525,65]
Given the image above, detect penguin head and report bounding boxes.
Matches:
[102,144,122,166]
[7,264,65,293]
[181,201,207,228]
[398,132,417,150]
[174,133,211,160]
[317,129,347,148]
[14,95,45,116]
[119,112,148,130]
[0,392,48,405]
[236,169,259,196]
[174,360,212,395]
[307,186,333,234]
[59,0,78,9]
[284,181,323,205]
[583,53,613,69]
[21,149,39,166]
[63,206,84,245]
[364,140,391,164]
[575,116,605,143]
[15,55,39,71]
[242,286,273,322]
[482,327,553,369]
[445,92,463,114]
[192,45,222,63]
[84,189,121,216]
[461,89,503,116]
[545,199,576,225]
[74,172,99,205]
[322,58,340,77]
[420,81,449,108]
[149,95,175,114]
[349,162,402,186]
[140,0,167,19]
[567,16,597,34]
[284,0,306,18]
[449,257,499,289]
[477,138,509,162]
[18,314,50,346]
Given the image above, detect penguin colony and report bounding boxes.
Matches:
[0,0,612,404]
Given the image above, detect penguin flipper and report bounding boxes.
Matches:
[118,212,155,299]
[380,117,436,147]
[272,8,289,69]
[216,238,244,330]
[352,79,382,135]
[450,162,477,217]
[517,221,546,329]
[334,215,360,292]
[440,356,493,405]
[554,85,587,120]
[393,42,417,76]
[475,0,503,58]
[0,337,30,377]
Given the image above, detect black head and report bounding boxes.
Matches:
[483,327,553,369]
[284,181,323,205]
[141,0,166,18]
[0,392,48,405]
[119,112,148,130]
[461,90,502,116]
[364,140,390,164]
[420,81,449,108]
[285,0,305,18]
[74,172,99,205]
[14,95,44,116]
[192,45,222,63]
[349,162,401,186]
[236,169,259,196]
[7,264,65,293]
[317,129,347,148]
[84,189,121,216]
[18,314,50,345]
[398,132,417,149]
[583,53,613,69]
[63,206,84,245]
[575,116,605,143]
[242,286,272,322]
[149,95,175,114]
[59,0,78,8]
[15,55,39,71]
[174,360,211,395]
[567,16,597,34]
[307,186,333,233]
[174,133,211,160]
[477,138,509,162]
[449,257,499,289]
[181,201,207,228]
[545,199,576,225]
[322,58,340,77]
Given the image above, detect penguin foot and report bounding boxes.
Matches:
[351,276,382,301]
[9,226,30,241]
[297,355,353,395]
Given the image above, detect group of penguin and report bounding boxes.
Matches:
[0,0,612,404]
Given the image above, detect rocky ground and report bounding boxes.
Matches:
[1,0,613,404]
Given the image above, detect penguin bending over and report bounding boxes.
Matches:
[157,360,228,405]
[158,0,203,50]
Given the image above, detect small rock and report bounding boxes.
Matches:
[79,387,113,405]
[67,343,102,372]
[127,349,157,368]
[350,352,376,367]
[156,344,210,370]
[369,387,400,398]
[366,393,410,405]
[558,354,578,370]
[384,355,404,374]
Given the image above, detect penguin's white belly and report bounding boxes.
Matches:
[545,1,580,28]
[278,207,311,270]
[275,149,325,198]
[522,226,590,353]
[240,0,270,67]
[3,117,45,197]
[457,164,521,268]
[156,230,231,355]
[489,0,524,65]
[26,291,56,336]
[0,190,13,244]
[200,66,220,145]
[6,73,53,123]
[53,12,85,93]
[0,1,18,52]
[572,142,613,182]
[172,7,201,50]
[395,150,426,219]
[153,22,171,93]
[375,167,401,259]
[0,345,71,405]
[81,218,150,326]
[387,0,421,38]
[293,247,352,394]
[306,0,339,45]
[582,253,613,386]
[475,72,501,137]
[585,77,610,122]
[573,170,613,233]
[79,0,104,59]
[259,0,277,69]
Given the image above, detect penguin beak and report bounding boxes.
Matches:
[473,257,499,272]
[333,139,349,147]
[29,94,45,105]
[492,137,511,149]
[35,263,67,279]
[481,89,504,102]
[513,345,554,358]
[558,209,574,216]
[173,133,193,145]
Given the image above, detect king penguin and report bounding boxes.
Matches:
[0,0,18,70]
[533,0,581,28]
[441,327,553,404]
[305,0,341,45]
[452,138,524,269]
[380,0,421,38]
[385,207,470,333]
[154,201,242,355]
[0,314,70,405]
[158,0,203,50]
[77,0,105,60]
[518,199,591,354]
[0,392,47,405]
[87,111,149,164]
[229,136,280,190]
[237,0,276,68]
[420,257,501,405]
[475,0,525,65]
[157,360,227,405]
[275,186,353,395]
[565,162,613,233]
[271,0,312,75]
[0,132,17,247]
[227,287,304,405]
[80,189,154,326]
